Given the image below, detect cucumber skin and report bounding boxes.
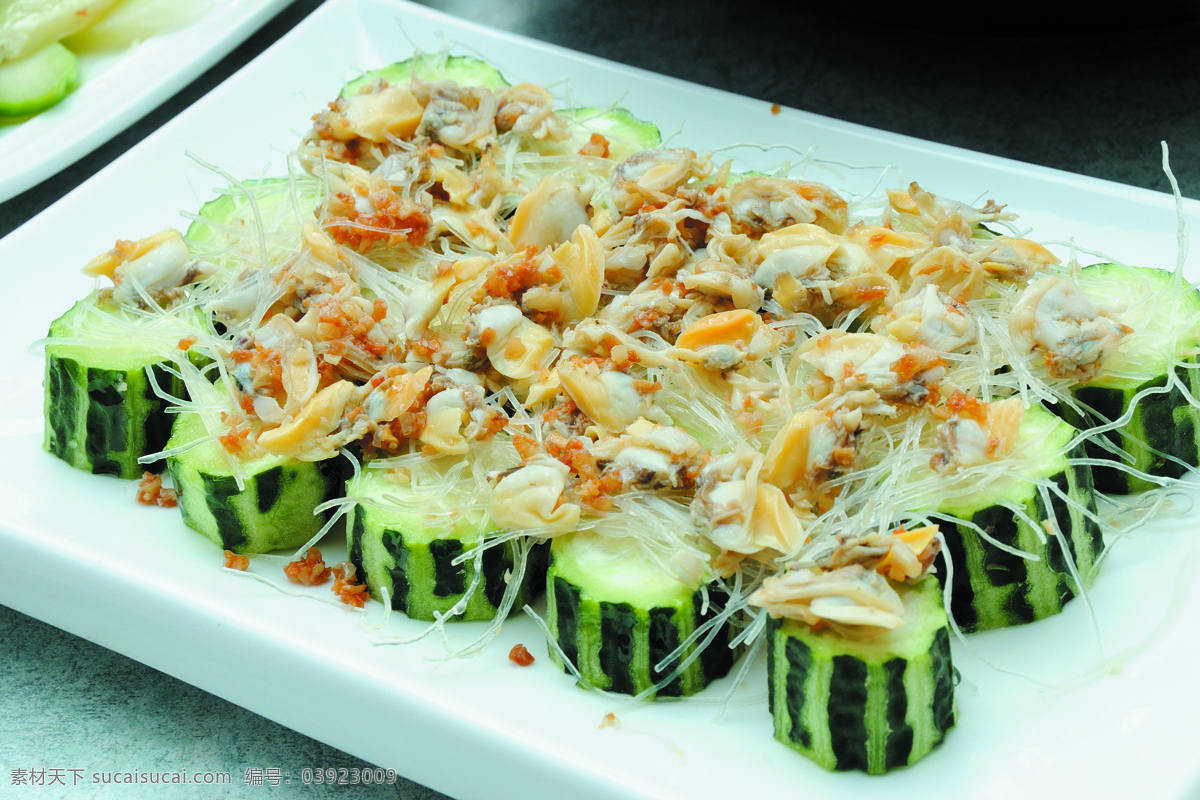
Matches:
[545,555,741,698]
[168,445,342,555]
[1063,359,1200,494]
[42,296,215,479]
[933,450,1102,633]
[765,579,955,774]
[346,503,549,622]
[43,352,181,478]
[1061,262,1200,493]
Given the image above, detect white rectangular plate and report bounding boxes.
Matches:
[0,0,296,203]
[3,2,1200,798]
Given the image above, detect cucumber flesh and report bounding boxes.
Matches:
[555,107,662,161]
[185,176,321,252]
[766,576,955,773]
[1077,263,1200,379]
[0,41,79,117]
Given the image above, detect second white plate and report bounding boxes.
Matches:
[0,0,297,203]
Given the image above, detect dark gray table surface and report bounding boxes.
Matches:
[3,2,1198,798]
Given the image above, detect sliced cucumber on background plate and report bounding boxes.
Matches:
[0,41,79,118]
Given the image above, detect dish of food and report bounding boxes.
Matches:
[4,1,1200,798]
[0,0,295,204]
